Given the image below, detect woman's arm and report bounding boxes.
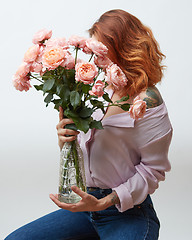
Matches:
[111,87,172,212]
[112,128,172,212]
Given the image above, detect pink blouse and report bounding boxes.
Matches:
[78,87,173,212]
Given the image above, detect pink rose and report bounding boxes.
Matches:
[12,75,31,92]
[42,46,67,70]
[45,38,68,49]
[61,53,75,69]
[35,45,45,63]
[85,38,108,57]
[40,68,47,76]
[129,96,147,120]
[68,35,87,48]
[94,55,112,70]
[23,45,40,63]
[30,61,43,73]
[106,64,128,89]
[82,45,93,54]
[89,80,105,97]
[32,29,52,44]
[75,62,98,84]
[15,62,31,78]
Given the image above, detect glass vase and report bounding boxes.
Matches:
[58,139,86,203]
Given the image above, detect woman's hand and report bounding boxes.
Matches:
[49,186,120,212]
[56,106,80,150]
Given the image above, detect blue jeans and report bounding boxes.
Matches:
[5,188,160,240]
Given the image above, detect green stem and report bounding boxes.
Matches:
[75,47,79,65]
[72,140,80,186]
[72,140,85,191]
[75,81,81,92]
[92,103,131,113]
[88,53,94,62]
[61,144,71,191]
[94,68,101,82]
[30,73,44,83]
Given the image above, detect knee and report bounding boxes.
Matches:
[4,232,18,240]
[4,229,29,240]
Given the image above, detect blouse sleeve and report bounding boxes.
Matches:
[112,112,173,212]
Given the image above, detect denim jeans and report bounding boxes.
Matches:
[5,188,160,240]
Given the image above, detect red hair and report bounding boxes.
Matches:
[88,9,166,97]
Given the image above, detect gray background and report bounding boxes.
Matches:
[1,0,191,239]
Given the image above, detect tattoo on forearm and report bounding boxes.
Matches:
[110,191,120,205]
[143,87,163,108]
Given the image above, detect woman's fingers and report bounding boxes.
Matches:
[59,106,64,121]
[57,108,80,147]
[49,194,78,211]
[58,128,79,137]
[71,186,87,199]
[59,135,77,142]
[56,118,74,130]
[49,194,69,209]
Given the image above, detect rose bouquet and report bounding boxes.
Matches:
[13,29,146,203]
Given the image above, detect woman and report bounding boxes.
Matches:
[5,9,172,240]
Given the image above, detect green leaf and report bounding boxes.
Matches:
[59,86,70,102]
[43,78,55,92]
[90,99,105,113]
[79,107,93,118]
[62,74,68,85]
[34,84,43,91]
[103,93,113,103]
[56,85,63,95]
[64,108,91,133]
[42,70,54,80]
[82,84,91,94]
[70,91,81,109]
[90,99,104,109]
[44,93,53,104]
[52,99,61,104]
[115,95,129,103]
[64,109,79,119]
[66,69,75,80]
[52,99,62,111]
[62,69,75,87]
[120,103,130,111]
[90,120,104,129]
[74,118,90,133]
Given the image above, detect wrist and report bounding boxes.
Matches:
[99,197,111,210]
[99,190,120,209]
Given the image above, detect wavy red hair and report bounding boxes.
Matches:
[88,9,166,97]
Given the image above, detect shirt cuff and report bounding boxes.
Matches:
[112,184,134,212]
